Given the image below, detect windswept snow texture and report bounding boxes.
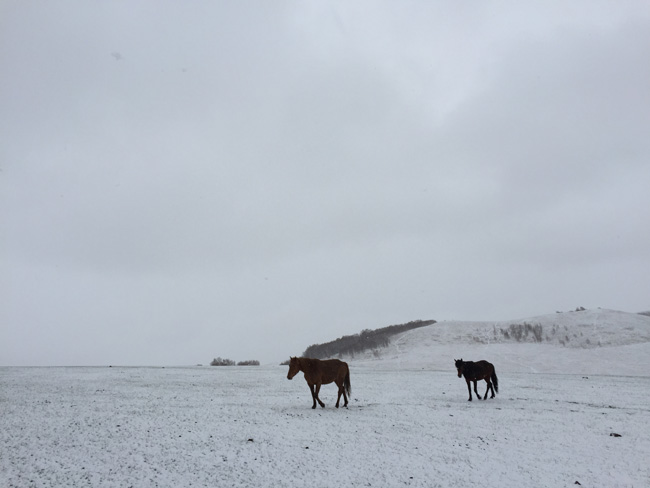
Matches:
[2,365,649,487]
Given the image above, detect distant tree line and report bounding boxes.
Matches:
[210,357,260,366]
[471,321,601,348]
[498,322,544,342]
[302,319,436,359]
[237,360,260,366]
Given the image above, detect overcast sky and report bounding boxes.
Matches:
[2,1,649,366]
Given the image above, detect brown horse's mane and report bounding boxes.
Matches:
[295,357,320,371]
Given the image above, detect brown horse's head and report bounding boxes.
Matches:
[454,358,464,378]
[287,357,301,380]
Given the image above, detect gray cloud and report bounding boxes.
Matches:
[2,1,649,366]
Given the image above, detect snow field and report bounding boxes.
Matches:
[1,366,649,488]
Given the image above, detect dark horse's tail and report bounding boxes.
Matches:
[491,369,499,394]
[344,370,352,398]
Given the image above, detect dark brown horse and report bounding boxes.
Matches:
[287,357,351,409]
[454,358,499,401]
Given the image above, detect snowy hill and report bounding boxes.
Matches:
[346,309,650,376]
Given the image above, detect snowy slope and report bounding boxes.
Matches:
[346,309,650,375]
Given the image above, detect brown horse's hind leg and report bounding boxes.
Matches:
[335,381,348,408]
[465,378,473,401]
[473,380,480,400]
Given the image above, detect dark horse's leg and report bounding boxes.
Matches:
[314,383,325,408]
[484,379,494,399]
[473,380,480,400]
[465,378,473,401]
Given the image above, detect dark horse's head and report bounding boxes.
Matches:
[287,357,301,380]
[454,359,465,378]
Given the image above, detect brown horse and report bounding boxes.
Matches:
[454,358,499,401]
[287,357,351,409]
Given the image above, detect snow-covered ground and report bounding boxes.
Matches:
[2,364,649,487]
[2,309,649,486]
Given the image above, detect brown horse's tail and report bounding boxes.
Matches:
[491,369,499,394]
[344,370,351,398]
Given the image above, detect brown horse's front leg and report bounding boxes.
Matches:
[465,378,473,401]
[473,380,481,400]
[314,383,325,408]
[308,382,317,409]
